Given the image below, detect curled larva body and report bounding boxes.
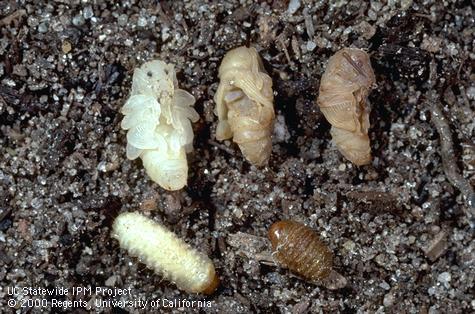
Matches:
[317,48,375,165]
[214,46,275,166]
[112,212,219,294]
[121,60,199,190]
[268,220,333,282]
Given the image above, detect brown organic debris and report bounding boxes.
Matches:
[423,230,448,262]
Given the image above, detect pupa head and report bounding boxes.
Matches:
[218,46,263,78]
[131,60,177,97]
[328,48,375,90]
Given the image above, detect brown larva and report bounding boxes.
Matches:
[214,46,275,166]
[317,48,376,166]
[268,220,333,282]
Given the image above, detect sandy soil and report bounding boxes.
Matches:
[0,0,474,313]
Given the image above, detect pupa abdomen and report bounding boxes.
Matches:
[268,220,333,281]
[214,46,275,166]
[317,48,375,166]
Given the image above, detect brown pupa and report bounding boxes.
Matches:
[214,46,275,166]
[268,220,333,282]
[317,48,375,166]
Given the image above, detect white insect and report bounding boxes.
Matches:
[112,212,219,294]
[214,46,275,166]
[121,60,199,190]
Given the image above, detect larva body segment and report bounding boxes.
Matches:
[214,46,275,166]
[317,48,375,166]
[112,212,219,294]
[268,220,333,282]
[121,60,199,190]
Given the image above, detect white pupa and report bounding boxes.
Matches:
[121,60,199,190]
[112,212,219,294]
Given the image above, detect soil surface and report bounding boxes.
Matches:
[1,0,474,313]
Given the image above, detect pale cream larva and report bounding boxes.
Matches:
[214,46,275,166]
[112,212,219,294]
[121,60,199,190]
[317,48,375,166]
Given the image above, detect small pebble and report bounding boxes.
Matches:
[83,6,94,19]
[117,14,128,26]
[287,0,301,15]
[437,272,451,287]
[306,41,316,51]
[105,275,117,286]
[383,292,395,307]
[62,41,72,53]
[379,281,390,290]
[137,16,147,27]
[72,14,85,26]
[466,86,475,100]
[37,23,48,33]
[27,16,39,27]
